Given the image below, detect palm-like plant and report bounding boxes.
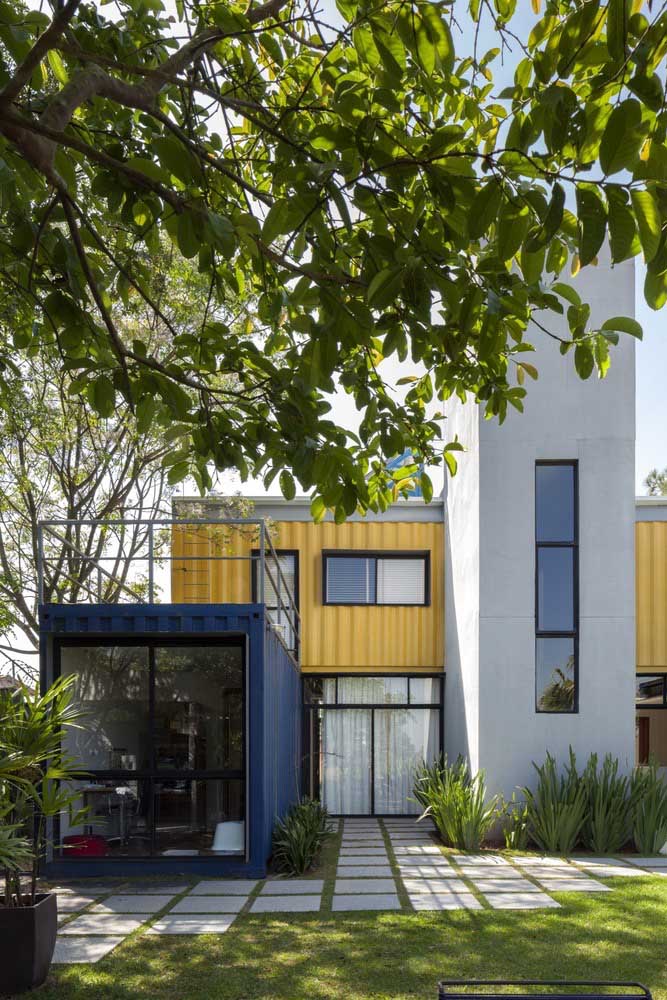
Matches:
[0,676,89,907]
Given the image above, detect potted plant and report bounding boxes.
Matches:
[0,675,88,994]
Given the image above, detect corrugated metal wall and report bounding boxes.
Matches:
[637,521,667,671]
[260,625,302,862]
[171,520,444,672]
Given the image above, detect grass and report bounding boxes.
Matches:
[37,827,667,1000]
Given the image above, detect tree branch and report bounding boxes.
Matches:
[0,0,82,102]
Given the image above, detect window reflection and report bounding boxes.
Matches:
[154,646,243,771]
[536,637,575,712]
[60,646,149,771]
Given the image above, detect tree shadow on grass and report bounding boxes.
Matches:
[37,878,667,1000]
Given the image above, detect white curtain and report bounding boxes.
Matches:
[374,709,440,814]
[321,709,371,814]
[337,676,407,704]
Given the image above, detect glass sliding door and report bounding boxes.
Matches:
[304,675,442,815]
[57,639,245,859]
[374,709,440,814]
[321,709,372,814]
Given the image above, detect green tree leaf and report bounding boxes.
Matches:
[599,100,643,175]
[575,187,607,266]
[631,190,661,262]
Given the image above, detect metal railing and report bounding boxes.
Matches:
[37,518,300,662]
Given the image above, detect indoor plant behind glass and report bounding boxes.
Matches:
[0,675,88,994]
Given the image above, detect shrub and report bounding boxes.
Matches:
[500,793,530,851]
[413,755,498,851]
[631,762,667,855]
[272,798,330,875]
[0,676,88,906]
[580,753,633,854]
[522,749,587,855]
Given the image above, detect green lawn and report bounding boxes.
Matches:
[40,875,667,1000]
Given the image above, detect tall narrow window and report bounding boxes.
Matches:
[535,462,578,713]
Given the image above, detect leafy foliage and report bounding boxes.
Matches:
[0,0,663,513]
[645,467,667,496]
[580,753,633,854]
[0,675,88,906]
[500,793,530,851]
[524,748,667,855]
[272,797,330,875]
[413,754,498,850]
[631,761,667,854]
[522,749,587,854]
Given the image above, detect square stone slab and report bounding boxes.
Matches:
[536,878,610,892]
[484,891,561,909]
[337,865,394,877]
[335,878,396,894]
[470,878,538,892]
[170,895,246,913]
[332,894,401,911]
[340,848,388,857]
[56,895,98,913]
[520,866,587,877]
[457,866,524,879]
[393,845,443,855]
[625,857,667,867]
[249,895,321,913]
[59,914,146,935]
[51,885,114,896]
[148,915,236,935]
[189,880,258,895]
[410,892,482,911]
[397,864,455,878]
[388,833,434,840]
[261,880,324,894]
[341,837,385,844]
[518,857,574,868]
[453,854,509,866]
[343,832,380,837]
[90,894,177,914]
[577,865,646,878]
[571,857,632,866]
[339,855,389,865]
[52,936,125,964]
[637,867,667,876]
[403,878,467,893]
[115,883,190,895]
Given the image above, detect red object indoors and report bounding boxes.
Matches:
[62,835,108,857]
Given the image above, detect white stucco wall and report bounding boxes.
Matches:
[445,254,636,798]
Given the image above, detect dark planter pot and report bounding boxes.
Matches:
[0,892,57,995]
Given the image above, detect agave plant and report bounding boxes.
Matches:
[272,798,330,876]
[0,676,89,907]
[413,755,498,851]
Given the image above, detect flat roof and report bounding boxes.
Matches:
[636,497,667,521]
[175,495,444,523]
[174,495,666,523]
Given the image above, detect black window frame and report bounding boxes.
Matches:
[321,550,431,607]
[53,635,247,861]
[302,672,444,816]
[250,548,300,609]
[635,673,667,709]
[535,461,579,714]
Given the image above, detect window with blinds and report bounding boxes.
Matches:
[323,552,429,606]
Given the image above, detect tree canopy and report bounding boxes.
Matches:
[0,0,662,520]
